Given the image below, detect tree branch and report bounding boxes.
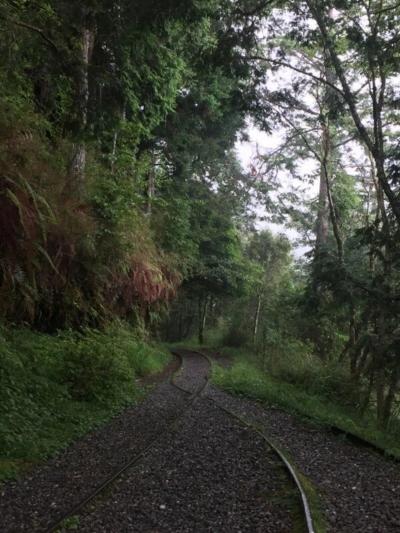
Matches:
[7,18,58,51]
[234,0,274,18]
[248,55,346,98]
[371,2,400,16]
[281,115,322,162]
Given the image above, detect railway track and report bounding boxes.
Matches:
[173,349,316,533]
[45,351,208,533]
[43,349,315,532]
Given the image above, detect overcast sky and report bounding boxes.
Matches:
[235,120,316,259]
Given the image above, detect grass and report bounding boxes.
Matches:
[56,515,80,531]
[265,462,307,533]
[211,348,400,460]
[296,470,327,533]
[0,322,170,481]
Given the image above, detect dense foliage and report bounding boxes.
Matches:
[0,322,169,480]
[0,0,262,330]
[1,0,400,465]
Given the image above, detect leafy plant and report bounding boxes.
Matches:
[0,322,169,481]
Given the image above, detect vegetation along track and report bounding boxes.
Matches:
[4,349,314,532]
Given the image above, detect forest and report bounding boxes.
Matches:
[1,0,400,484]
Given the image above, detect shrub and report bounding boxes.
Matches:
[61,330,134,402]
[222,323,249,347]
[0,322,169,480]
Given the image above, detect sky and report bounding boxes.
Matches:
[233,11,318,259]
[235,120,316,259]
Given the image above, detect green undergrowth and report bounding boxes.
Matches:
[163,330,223,353]
[211,348,400,460]
[0,322,169,481]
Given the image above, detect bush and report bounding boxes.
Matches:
[253,333,359,409]
[0,322,169,480]
[61,330,134,402]
[212,353,400,459]
[222,326,249,347]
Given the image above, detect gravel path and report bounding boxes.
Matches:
[172,349,209,394]
[0,350,301,532]
[208,385,400,532]
[77,397,297,532]
[0,361,187,532]
[5,348,398,532]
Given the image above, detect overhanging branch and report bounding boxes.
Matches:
[248,55,346,97]
[6,18,58,52]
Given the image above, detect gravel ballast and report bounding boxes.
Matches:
[172,349,210,394]
[77,398,297,532]
[208,384,400,532]
[0,362,187,532]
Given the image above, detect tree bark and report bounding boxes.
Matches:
[322,58,344,264]
[376,367,386,426]
[111,105,126,173]
[252,293,262,345]
[382,368,399,428]
[69,18,95,189]
[324,155,344,264]
[315,58,333,254]
[147,151,156,216]
[360,371,374,416]
[316,157,329,251]
[198,295,209,345]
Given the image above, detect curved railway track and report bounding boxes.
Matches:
[45,351,208,533]
[173,349,316,533]
[44,348,314,533]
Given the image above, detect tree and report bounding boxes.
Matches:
[247,231,292,345]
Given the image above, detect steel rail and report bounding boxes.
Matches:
[45,352,210,533]
[191,349,316,533]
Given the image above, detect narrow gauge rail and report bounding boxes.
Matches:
[181,349,316,533]
[46,349,315,533]
[45,353,209,533]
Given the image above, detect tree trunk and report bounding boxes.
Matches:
[69,19,95,189]
[376,367,386,427]
[315,58,343,262]
[360,371,374,416]
[316,159,329,252]
[325,160,343,264]
[382,368,399,429]
[147,151,156,216]
[320,60,344,264]
[354,346,369,381]
[252,293,261,345]
[111,105,126,173]
[198,295,209,345]
[340,304,356,363]
[183,315,194,340]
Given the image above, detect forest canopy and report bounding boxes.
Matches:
[1,0,400,435]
